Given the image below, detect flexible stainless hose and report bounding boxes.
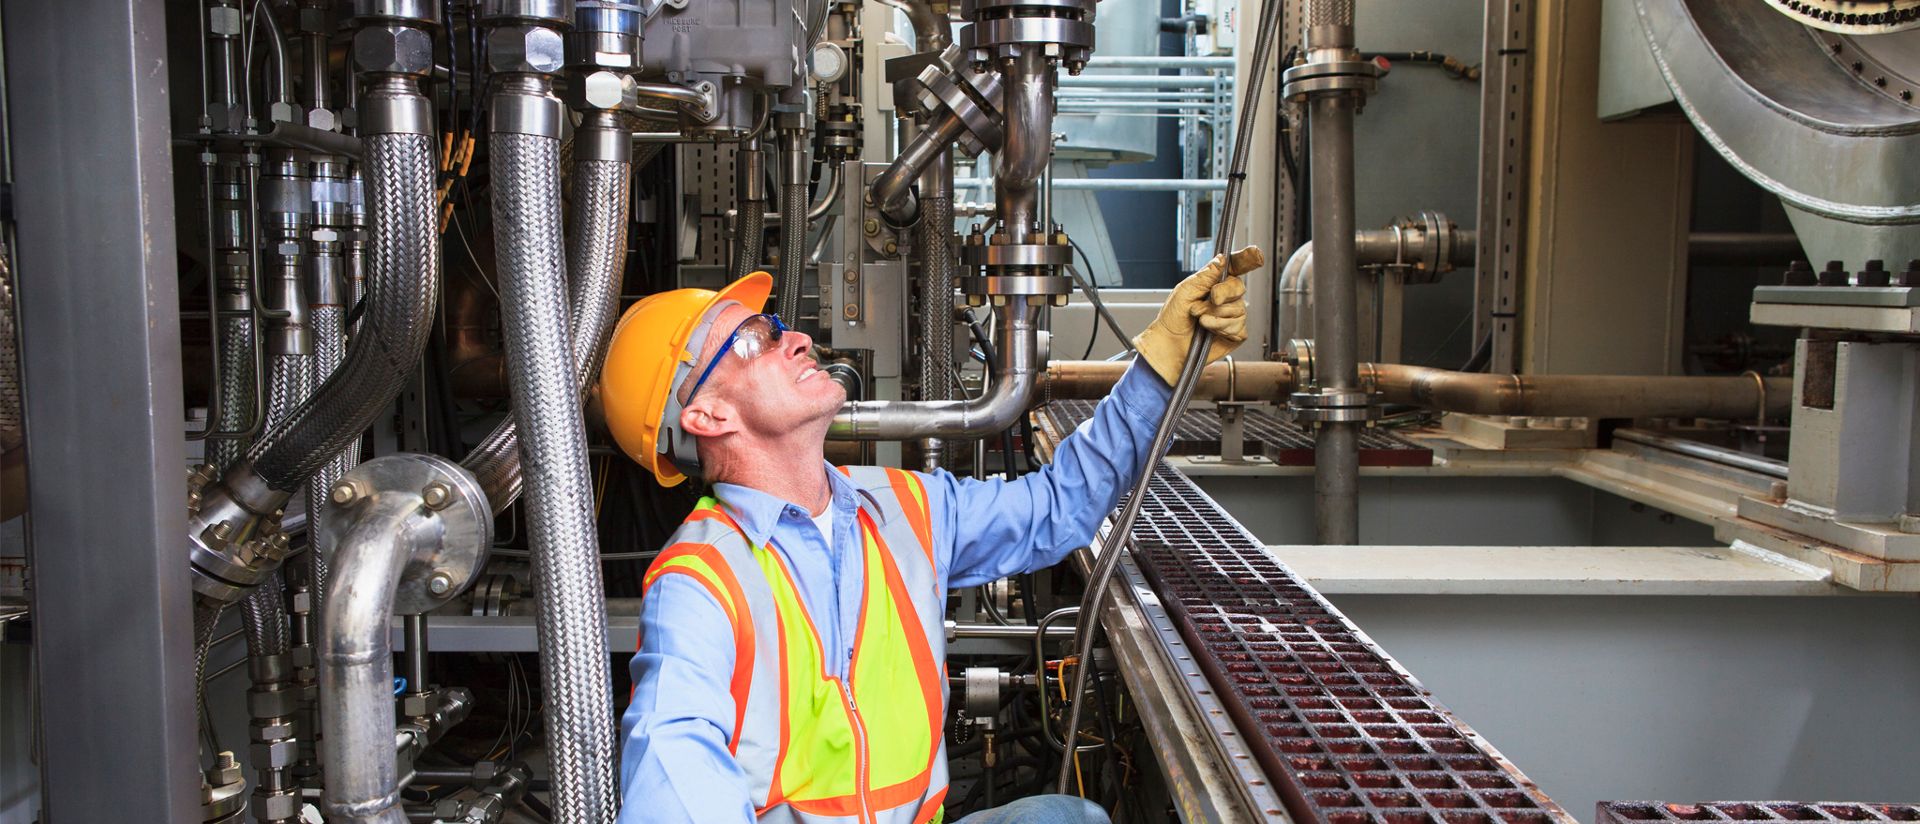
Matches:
[305,304,352,603]
[242,133,439,491]
[208,314,257,470]
[777,181,808,321]
[466,152,635,513]
[0,251,20,454]
[1053,0,1282,792]
[489,130,618,823]
[731,141,766,280]
[918,188,957,469]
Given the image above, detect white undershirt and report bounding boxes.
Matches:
[810,504,836,546]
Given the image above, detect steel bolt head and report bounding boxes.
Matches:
[422,481,453,510]
[843,303,860,319]
[353,24,434,75]
[427,571,454,595]
[486,25,566,74]
[863,218,880,236]
[883,240,899,256]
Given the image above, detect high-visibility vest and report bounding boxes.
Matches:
[641,466,950,824]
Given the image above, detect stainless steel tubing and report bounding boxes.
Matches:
[806,162,840,223]
[465,118,633,514]
[870,113,967,227]
[998,50,1053,243]
[488,96,618,823]
[830,303,1040,440]
[777,128,810,321]
[957,177,1228,192]
[318,493,421,824]
[1084,55,1235,69]
[917,146,958,469]
[1613,428,1788,479]
[1055,0,1283,792]
[241,108,439,492]
[889,0,952,50]
[1304,9,1362,546]
[1032,607,1083,753]
[731,138,766,279]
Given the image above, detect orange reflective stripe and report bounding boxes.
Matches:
[882,468,935,567]
[913,786,949,824]
[642,543,756,753]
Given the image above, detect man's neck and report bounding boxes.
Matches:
[710,433,832,516]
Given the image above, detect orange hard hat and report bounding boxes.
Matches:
[600,272,773,487]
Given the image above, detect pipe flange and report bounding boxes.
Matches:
[960,275,1073,302]
[962,241,1073,268]
[964,0,1098,69]
[1281,60,1381,100]
[918,66,1005,156]
[318,453,493,615]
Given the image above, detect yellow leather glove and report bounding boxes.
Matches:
[1132,246,1266,384]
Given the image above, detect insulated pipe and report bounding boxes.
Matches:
[830,303,1040,439]
[1303,2,1362,545]
[998,50,1054,243]
[731,137,766,279]
[317,494,418,824]
[486,59,619,824]
[1039,360,1793,419]
[465,114,636,513]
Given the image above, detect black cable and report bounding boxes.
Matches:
[1276,47,1301,188]
[520,793,554,821]
[1067,237,1134,360]
[1364,50,1481,82]
[1460,331,1493,373]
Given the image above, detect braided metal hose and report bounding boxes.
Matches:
[731,204,765,280]
[918,192,957,402]
[242,133,439,491]
[241,351,311,661]
[465,153,634,513]
[304,304,353,603]
[0,251,20,453]
[208,314,257,470]
[777,181,808,321]
[489,130,618,823]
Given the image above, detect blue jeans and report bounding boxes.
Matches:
[952,795,1110,824]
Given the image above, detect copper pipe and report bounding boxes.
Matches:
[1042,361,1791,420]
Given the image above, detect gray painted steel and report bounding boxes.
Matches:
[5,0,202,819]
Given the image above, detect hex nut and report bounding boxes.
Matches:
[569,69,629,110]
[249,739,299,769]
[307,107,339,132]
[249,720,296,741]
[422,481,453,510]
[252,790,301,819]
[267,100,299,125]
[353,24,434,75]
[400,692,435,718]
[487,25,566,74]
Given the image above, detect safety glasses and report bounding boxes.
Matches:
[685,312,788,401]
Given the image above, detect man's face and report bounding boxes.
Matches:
[682,303,846,439]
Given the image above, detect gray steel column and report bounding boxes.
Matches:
[1308,94,1360,545]
[5,0,201,820]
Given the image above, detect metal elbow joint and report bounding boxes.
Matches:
[829,304,1041,440]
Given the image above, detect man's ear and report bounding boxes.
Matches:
[680,395,738,439]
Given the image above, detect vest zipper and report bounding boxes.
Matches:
[843,681,874,824]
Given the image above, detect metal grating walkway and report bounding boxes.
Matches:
[1112,461,1570,824]
[1046,400,1432,466]
[1599,803,1920,824]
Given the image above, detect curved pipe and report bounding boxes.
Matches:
[869,113,966,227]
[884,0,951,51]
[806,162,840,223]
[1041,360,1792,420]
[319,494,419,824]
[830,303,1040,439]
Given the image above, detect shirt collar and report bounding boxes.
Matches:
[709,460,886,547]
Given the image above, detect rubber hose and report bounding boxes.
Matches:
[777,182,808,321]
[489,131,618,824]
[465,152,634,514]
[242,133,440,491]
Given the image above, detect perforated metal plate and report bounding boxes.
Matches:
[1115,464,1570,824]
[1599,802,1920,824]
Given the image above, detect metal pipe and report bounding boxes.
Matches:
[1613,428,1787,478]
[806,162,840,223]
[485,52,618,824]
[402,614,428,694]
[1304,5,1363,546]
[1084,55,1235,69]
[1059,74,1231,89]
[887,0,952,51]
[831,303,1039,439]
[870,112,966,227]
[958,177,1227,192]
[998,50,1053,243]
[1040,360,1793,419]
[1275,225,1478,342]
[319,494,420,824]
[1686,232,1805,267]
[731,137,766,278]
[918,151,959,467]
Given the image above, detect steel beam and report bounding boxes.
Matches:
[1474,0,1534,373]
[5,0,200,820]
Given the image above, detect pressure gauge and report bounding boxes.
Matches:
[810,42,849,83]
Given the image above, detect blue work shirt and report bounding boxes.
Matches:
[618,360,1172,823]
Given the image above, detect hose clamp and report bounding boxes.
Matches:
[490,92,566,138]
[1289,389,1378,424]
[1281,59,1381,101]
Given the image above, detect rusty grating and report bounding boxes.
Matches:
[1046,400,1432,466]
[1599,803,1920,824]
[1115,464,1570,824]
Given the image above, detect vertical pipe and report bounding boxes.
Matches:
[318,496,418,824]
[1304,3,1361,545]
[488,65,619,823]
[917,150,957,469]
[731,137,767,279]
[997,50,1054,243]
[402,614,428,696]
[777,126,811,322]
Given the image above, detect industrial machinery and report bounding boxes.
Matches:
[2,0,1918,822]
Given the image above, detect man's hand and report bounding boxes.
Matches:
[1132,245,1266,384]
